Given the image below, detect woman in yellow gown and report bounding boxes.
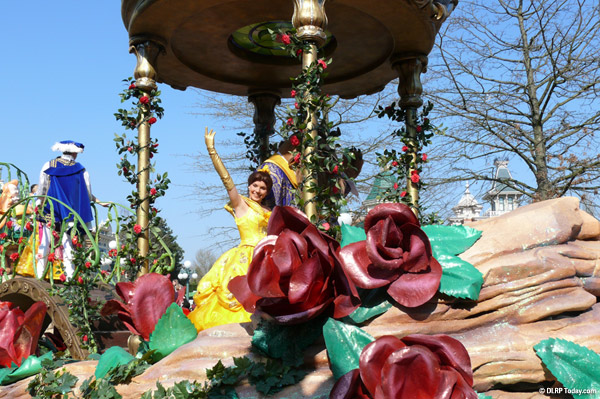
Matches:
[187,128,273,332]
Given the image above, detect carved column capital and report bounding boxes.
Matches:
[390,54,428,109]
[129,36,165,92]
[292,0,328,46]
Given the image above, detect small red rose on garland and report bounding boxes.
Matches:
[59,274,67,283]
[291,89,297,97]
[148,117,157,125]
[139,96,150,105]
[25,221,33,231]
[287,117,294,126]
[318,59,328,69]
[402,145,409,152]
[9,253,19,262]
[339,203,441,307]
[0,233,7,240]
[330,334,477,399]
[277,33,291,45]
[411,170,421,184]
[6,221,13,229]
[290,135,300,146]
[150,188,157,196]
[47,253,56,263]
[422,153,428,161]
[134,224,142,234]
[128,83,136,90]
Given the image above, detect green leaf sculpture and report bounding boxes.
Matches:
[340,223,366,248]
[422,225,483,300]
[148,303,198,362]
[0,352,53,386]
[345,288,392,324]
[477,393,493,399]
[94,346,134,380]
[322,318,374,380]
[534,338,600,399]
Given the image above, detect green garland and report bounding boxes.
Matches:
[113,78,173,278]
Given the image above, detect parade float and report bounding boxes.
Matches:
[2,1,600,398]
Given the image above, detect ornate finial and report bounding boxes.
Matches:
[390,54,428,109]
[129,36,165,92]
[292,0,328,46]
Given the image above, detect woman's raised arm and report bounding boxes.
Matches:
[205,128,244,212]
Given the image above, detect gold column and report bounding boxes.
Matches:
[391,54,428,216]
[129,36,164,275]
[292,0,328,221]
[248,90,281,163]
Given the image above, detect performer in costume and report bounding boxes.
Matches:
[187,128,272,332]
[25,141,105,279]
[257,140,301,208]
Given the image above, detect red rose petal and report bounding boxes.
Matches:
[359,335,407,396]
[364,203,419,231]
[228,275,260,313]
[387,257,442,307]
[115,281,135,304]
[288,257,325,304]
[339,242,396,289]
[400,224,433,273]
[130,273,176,340]
[271,230,307,277]
[330,369,371,399]
[365,218,405,271]
[376,346,441,399]
[247,246,286,298]
[402,334,474,386]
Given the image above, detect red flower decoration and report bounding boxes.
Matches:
[0,301,48,367]
[416,125,423,133]
[291,89,297,97]
[82,334,88,342]
[101,273,186,340]
[339,203,441,307]
[293,153,301,164]
[391,161,398,167]
[85,261,92,269]
[400,191,407,198]
[0,267,4,276]
[318,59,328,69]
[150,188,157,196]
[332,186,339,194]
[330,334,477,399]
[402,145,409,152]
[59,274,67,282]
[47,253,56,263]
[108,249,117,257]
[6,221,13,229]
[294,102,299,109]
[287,117,294,126]
[228,206,360,324]
[290,135,300,146]
[411,172,420,184]
[422,153,428,161]
[278,33,291,45]
[139,96,150,104]
[25,221,33,231]
[153,143,159,148]
[332,165,339,174]
[10,253,19,262]
[296,49,303,56]
[0,233,7,240]
[77,276,84,284]
[134,224,142,234]
[148,117,157,125]
[128,83,136,90]
[393,183,399,190]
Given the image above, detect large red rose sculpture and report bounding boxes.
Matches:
[330,334,478,399]
[0,301,48,368]
[339,203,442,307]
[228,206,361,324]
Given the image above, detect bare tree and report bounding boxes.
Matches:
[191,248,218,280]
[426,0,600,210]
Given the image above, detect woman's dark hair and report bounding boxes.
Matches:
[248,170,273,192]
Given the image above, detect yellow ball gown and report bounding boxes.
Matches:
[187,197,270,332]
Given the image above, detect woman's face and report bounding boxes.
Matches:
[248,180,268,203]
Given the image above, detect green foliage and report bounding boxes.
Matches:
[28,359,78,399]
[94,347,134,380]
[268,28,358,238]
[535,338,600,399]
[251,316,326,367]
[374,101,436,213]
[422,225,483,301]
[148,303,198,362]
[345,288,392,324]
[49,242,105,354]
[0,352,53,386]
[113,77,175,278]
[322,318,374,380]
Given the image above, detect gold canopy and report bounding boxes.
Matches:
[121,0,456,99]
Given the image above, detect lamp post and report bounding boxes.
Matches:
[178,260,198,305]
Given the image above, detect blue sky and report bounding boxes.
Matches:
[0,2,231,261]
